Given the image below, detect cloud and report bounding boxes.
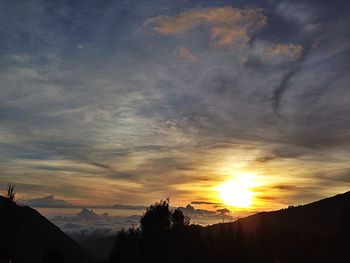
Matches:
[270,41,313,115]
[178,46,197,62]
[144,6,267,47]
[216,208,230,216]
[176,204,237,225]
[112,204,147,210]
[255,155,276,163]
[88,162,115,171]
[275,1,316,25]
[26,195,72,208]
[50,208,142,240]
[191,201,220,205]
[272,184,297,191]
[265,44,303,60]
[76,208,100,221]
[178,204,216,216]
[25,193,148,210]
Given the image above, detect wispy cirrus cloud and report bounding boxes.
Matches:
[0,0,350,212]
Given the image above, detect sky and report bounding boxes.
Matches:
[0,0,350,212]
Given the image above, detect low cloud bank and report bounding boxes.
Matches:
[50,205,239,240]
[51,208,141,241]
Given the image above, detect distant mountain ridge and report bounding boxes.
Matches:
[209,191,350,235]
[0,195,89,263]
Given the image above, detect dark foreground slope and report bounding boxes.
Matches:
[210,191,350,236]
[108,191,350,263]
[204,191,350,262]
[0,196,89,263]
[79,236,116,262]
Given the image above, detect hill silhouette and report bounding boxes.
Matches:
[108,191,350,263]
[0,195,89,263]
[209,190,350,236]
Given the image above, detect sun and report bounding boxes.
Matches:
[218,173,255,208]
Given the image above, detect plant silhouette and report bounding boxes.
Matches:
[0,184,19,263]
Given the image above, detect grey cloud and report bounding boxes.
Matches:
[254,146,313,163]
[272,184,298,191]
[271,41,313,116]
[275,1,317,25]
[26,195,72,208]
[112,204,147,210]
[191,201,221,205]
[10,183,46,194]
[178,205,222,218]
[255,155,276,163]
[88,162,117,172]
[317,169,350,184]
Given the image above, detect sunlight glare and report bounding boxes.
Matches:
[218,173,256,208]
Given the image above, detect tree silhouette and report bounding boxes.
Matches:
[110,228,140,263]
[139,199,171,261]
[6,184,16,204]
[171,208,190,228]
[110,199,193,263]
[216,208,231,223]
[140,199,171,234]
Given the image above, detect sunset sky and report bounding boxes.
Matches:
[0,0,349,212]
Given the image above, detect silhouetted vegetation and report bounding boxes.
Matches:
[110,199,192,263]
[0,184,20,263]
[110,193,350,263]
[6,184,16,203]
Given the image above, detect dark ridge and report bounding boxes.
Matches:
[209,191,350,235]
[0,195,89,263]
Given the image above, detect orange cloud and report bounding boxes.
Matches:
[266,44,303,60]
[144,6,267,47]
[178,46,197,62]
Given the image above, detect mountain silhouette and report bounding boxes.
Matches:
[209,190,350,236]
[108,191,350,263]
[196,191,350,262]
[0,195,89,263]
